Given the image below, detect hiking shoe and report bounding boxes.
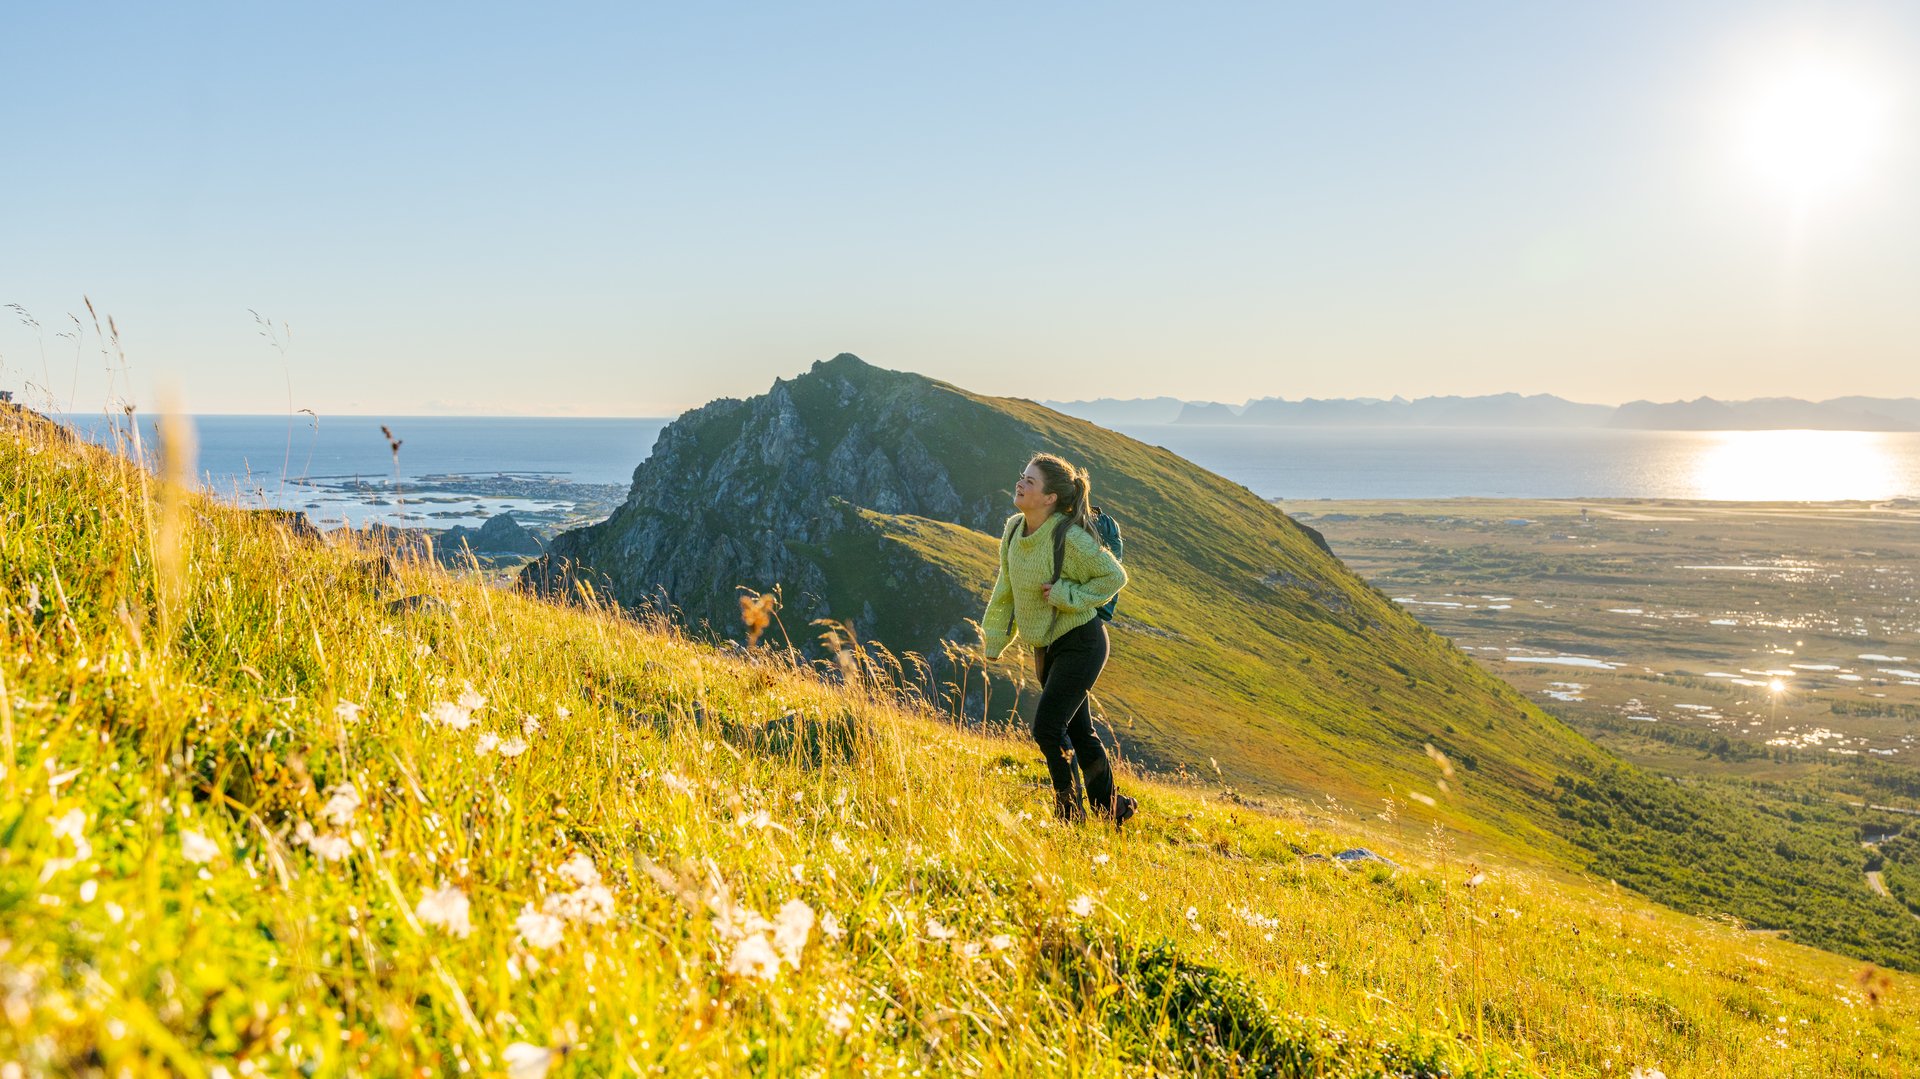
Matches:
[1112,794,1138,829]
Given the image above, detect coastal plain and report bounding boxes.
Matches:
[1292,498,1920,779]
[1298,497,1920,921]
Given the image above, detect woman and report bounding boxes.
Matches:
[983,454,1137,826]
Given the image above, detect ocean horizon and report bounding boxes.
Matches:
[62,413,1920,527]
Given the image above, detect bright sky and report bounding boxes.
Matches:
[5,2,1916,416]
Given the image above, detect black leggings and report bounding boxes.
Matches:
[1032,618,1118,820]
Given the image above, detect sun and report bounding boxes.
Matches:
[1734,58,1892,210]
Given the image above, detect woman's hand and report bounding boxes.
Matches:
[1040,583,1052,602]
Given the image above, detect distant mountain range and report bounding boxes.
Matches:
[1044,394,1920,431]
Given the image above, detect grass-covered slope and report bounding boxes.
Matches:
[5,408,1917,1076]
[532,359,1920,971]
[539,357,1616,859]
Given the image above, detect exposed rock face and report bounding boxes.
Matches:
[522,354,1027,648]
[442,512,544,557]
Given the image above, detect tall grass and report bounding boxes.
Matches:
[0,409,1913,1076]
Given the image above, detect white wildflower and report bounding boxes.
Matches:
[557,854,601,887]
[503,1042,557,1079]
[522,714,543,736]
[457,683,487,713]
[707,892,772,943]
[554,706,570,720]
[661,772,694,795]
[295,822,353,863]
[821,911,846,940]
[49,808,87,844]
[475,732,502,755]
[830,833,851,855]
[426,701,474,731]
[1232,905,1281,931]
[773,898,814,964]
[320,783,361,828]
[988,934,1014,951]
[826,1001,855,1036]
[1068,894,1094,919]
[416,885,472,938]
[544,884,616,925]
[334,701,363,723]
[1092,852,1110,866]
[924,917,956,941]
[79,879,97,903]
[959,941,983,959]
[727,934,782,981]
[1465,872,1487,888]
[790,863,806,884]
[496,737,529,758]
[516,904,566,950]
[735,808,784,831]
[49,808,91,861]
[180,830,220,864]
[1629,1070,1666,1079]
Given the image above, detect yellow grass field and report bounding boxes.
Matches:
[2,409,1914,1076]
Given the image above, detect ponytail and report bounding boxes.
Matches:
[1067,473,1094,536]
[1028,453,1096,538]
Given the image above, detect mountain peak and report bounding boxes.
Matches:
[523,356,1612,862]
[812,352,873,376]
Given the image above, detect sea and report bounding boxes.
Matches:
[64,414,1920,528]
[67,415,669,529]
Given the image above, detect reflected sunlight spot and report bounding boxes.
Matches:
[1690,431,1897,501]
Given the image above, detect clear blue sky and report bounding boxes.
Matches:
[5,2,1916,415]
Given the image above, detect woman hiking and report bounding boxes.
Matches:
[982,454,1138,826]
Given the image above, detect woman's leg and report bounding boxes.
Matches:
[1063,692,1116,815]
[1060,623,1116,814]
[1031,622,1108,820]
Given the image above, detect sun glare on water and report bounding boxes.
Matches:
[1690,430,1898,501]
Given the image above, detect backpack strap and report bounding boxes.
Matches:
[1001,516,1022,635]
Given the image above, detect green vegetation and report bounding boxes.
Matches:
[1306,496,1920,970]
[4,408,1916,1075]
[539,362,1920,972]
[558,358,1623,860]
[1553,765,1920,968]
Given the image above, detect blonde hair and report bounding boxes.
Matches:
[1027,453,1093,540]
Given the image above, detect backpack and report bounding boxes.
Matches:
[1089,507,1124,622]
[1001,507,1126,632]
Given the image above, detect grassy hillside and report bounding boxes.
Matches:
[3,408,1916,1076]
[540,357,1620,862]
[543,358,1920,971]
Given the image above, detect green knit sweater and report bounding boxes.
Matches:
[981,513,1128,660]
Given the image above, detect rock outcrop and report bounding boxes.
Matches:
[523,354,1032,650]
[441,512,544,558]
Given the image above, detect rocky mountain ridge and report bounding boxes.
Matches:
[524,355,1028,648]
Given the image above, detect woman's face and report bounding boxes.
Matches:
[1013,462,1056,514]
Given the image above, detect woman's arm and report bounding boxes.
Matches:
[981,523,1019,659]
[1047,528,1127,612]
